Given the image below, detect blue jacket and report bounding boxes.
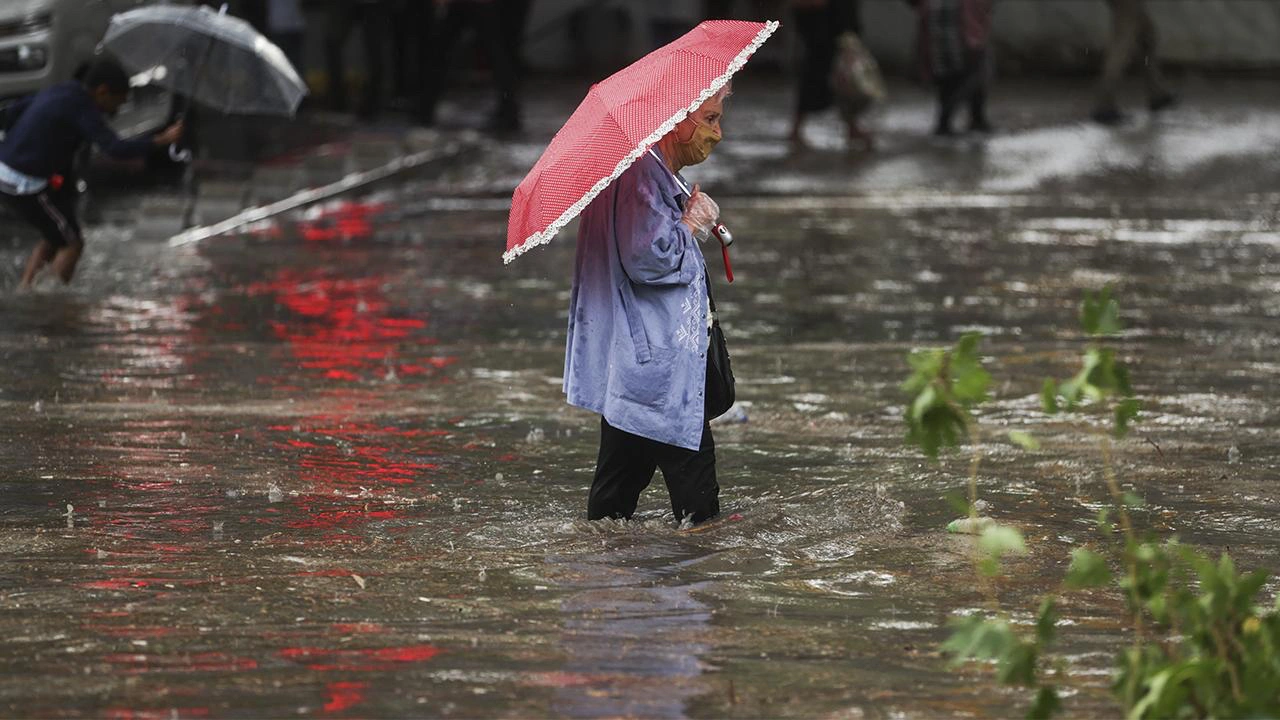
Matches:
[0,82,153,179]
[564,151,710,450]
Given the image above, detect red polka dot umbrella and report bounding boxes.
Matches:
[504,19,779,264]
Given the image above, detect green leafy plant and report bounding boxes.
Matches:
[905,288,1280,718]
[902,332,990,460]
[902,333,1059,716]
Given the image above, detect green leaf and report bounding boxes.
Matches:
[1114,362,1134,397]
[944,490,971,516]
[1097,508,1114,535]
[1058,375,1085,409]
[1081,286,1122,337]
[1041,378,1059,414]
[1009,430,1041,451]
[1027,686,1062,720]
[998,640,1038,685]
[1114,398,1140,439]
[980,524,1027,561]
[941,615,1017,665]
[1035,596,1058,645]
[906,397,968,461]
[903,348,944,394]
[1064,548,1111,589]
[950,333,991,406]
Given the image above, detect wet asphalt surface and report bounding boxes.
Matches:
[2,74,1280,717]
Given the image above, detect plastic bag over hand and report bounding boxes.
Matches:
[683,186,720,243]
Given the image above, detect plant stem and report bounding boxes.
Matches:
[1100,432,1146,709]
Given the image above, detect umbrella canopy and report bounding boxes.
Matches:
[102,4,306,116]
[504,19,778,264]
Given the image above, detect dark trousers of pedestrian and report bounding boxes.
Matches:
[1095,0,1171,115]
[418,0,523,131]
[793,1,862,117]
[934,50,991,135]
[4,186,82,251]
[324,1,389,118]
[588,418,720,525]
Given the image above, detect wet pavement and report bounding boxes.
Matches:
[2,74,1280,717]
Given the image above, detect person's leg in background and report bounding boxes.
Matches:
[19,238,56,289]
[484,0,525,133]
[588,418,661,521]
[965,49,993,132]
[46,187,83,283]
[789,3,837,148]
[324,0,357,112]
[12,187,80,288]
[1136,1,1176,112]
[933,71,962,135]
[417,1,469,127]
[356,1,389,119]
[1092,0,1140,124]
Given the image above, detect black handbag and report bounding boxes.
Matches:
[705,282,735,420]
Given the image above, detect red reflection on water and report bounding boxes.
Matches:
[271,419,440,494]
[243,271,454,386]
[323,681,369,714]
[298,200,386,242]
[279,643,442,672]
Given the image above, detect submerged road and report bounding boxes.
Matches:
[1,76,1279,717]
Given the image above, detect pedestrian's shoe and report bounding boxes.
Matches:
[932,122,956,137]
[1149,92,1178,113]
[1090,107,1127,126]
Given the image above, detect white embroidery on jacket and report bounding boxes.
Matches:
[673,268,707,353]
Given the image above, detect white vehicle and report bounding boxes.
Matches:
[0,0,187,139]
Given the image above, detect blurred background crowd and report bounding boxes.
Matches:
[223,0,1278,140]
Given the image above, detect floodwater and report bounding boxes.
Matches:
[2,79,1280,717]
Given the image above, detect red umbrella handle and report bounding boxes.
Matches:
[711,223,734,283]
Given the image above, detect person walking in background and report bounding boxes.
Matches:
[418,0,526,135]
[1091,0,1176,125]
[788,0,868,149]
[914,0,994,136]
[324,0,389,119]
[0,59,183,289]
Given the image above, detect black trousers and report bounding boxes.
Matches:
[588,417,720,524]
[793,1,862,116]
[4,186,81,250]
[935,49,990,133]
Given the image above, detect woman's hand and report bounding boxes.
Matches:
[682,184,720,242]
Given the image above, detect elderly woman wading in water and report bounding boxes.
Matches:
[563,88,730,526]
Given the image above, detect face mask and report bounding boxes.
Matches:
[672,118,721,167]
